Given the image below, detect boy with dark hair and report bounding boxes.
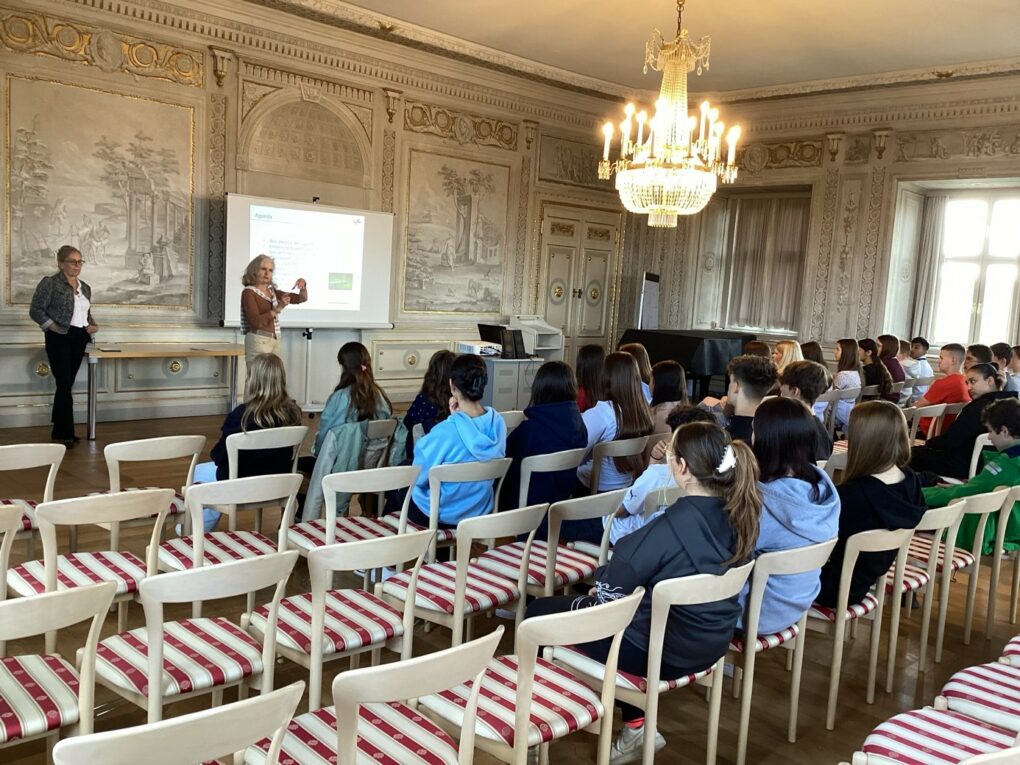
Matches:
[779,360,834,459]
[924,398,1020,554]
[992,342,1020,393]
[916,343,971,433]
[724,354,778,441]
[966,343,994,369]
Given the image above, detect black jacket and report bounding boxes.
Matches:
[210,405,298,481]
[29,272,94,332]
[577,495,741,676]
[926,390,1018,457]
[816,469,927,607]
[501,401,587,511]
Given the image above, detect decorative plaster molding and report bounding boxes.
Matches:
[523,120,538,151]
[207,93,227,320]
[810,169,840,340]
[739,140,823,174]
[403,101,518,151]
[240,60,374,104]
[834,184,861,321]
[209,45,234,87]
[241,79,281,120]
[845,135,872,164]
[895,124,1020,162]
[381,128,396,213]
[513,156,531,312]
[537,134,614,191]
[382,88,401,124]
[0,5,205,87]
[857,167,887,338]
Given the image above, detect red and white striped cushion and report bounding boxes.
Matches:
[0,499,37,532]
[861,707,1016,764]
[7,551,146,597]
[808,593,879,623]
[87,488,186,515]
[247,589,404,655]
[95,618,264,698]
[886,562,931,594]
[382,562,519,615]
[729,625,800,654]
[158,531,277,571]
[1001,635,1020,667]
[0,655,79,744]
[380,515,456,544]
[940,662,1020,732]
[421,654,603,748]
[245,703,460,765]
[551,644,712,694]
[474,540,598,589]
[908,533,976,572]
[287,517,395,553]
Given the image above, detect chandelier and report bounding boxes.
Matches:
[598,0,741,227]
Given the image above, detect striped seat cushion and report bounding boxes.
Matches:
[861,707,1016,764]
[551,644,712,694]
[1001,635,1020,667]
[908,533,975,572]
[885,562,931,594]
[287,517,395,552]
[380,515,456,544]
[0,655,80,744]
[245,703,460,765]
[420,654,603,748]
[940,662,1020,732]
[382,561,519,615]
[247,589,404,656]
[569,540,605,560]
[474,540,598,589]
[158,531,277,570]
[87,488,186,515]
[729,625,800,654]
[95,618,264,698]
[7,551,146,597]
[0,499,37,531]
[808,593,879,623]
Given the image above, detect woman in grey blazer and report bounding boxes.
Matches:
[29,245,99,445]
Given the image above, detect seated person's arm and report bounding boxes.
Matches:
[923,460,1008,508]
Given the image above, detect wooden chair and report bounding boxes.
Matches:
[90,550,298,723]
[500,409,526,434]
[516,447,585,508]
[248,529,433,711]
[823,450,847,480]
[986,485,1020,630]
[806,527,912,730]
[52,681,304,765]
[728,539,838,765]
[903,403,947,441]
[95,435,205,547]
[932,402,968,436]
[819,388,860,439]
[0,442,64,558]
[890,381,905,394]
[364,417,398,469]
[0,582,115,759]
[590,436,649,494]
[938,662,1020,739]
[969,433,994,478]
[245,630,503,765]
[913,375,936,390]
[226,425,308,534]
[7,489,174,639]
[857,384,880,401]
[412,422,426,444]
[381,504,548,647]
[581,484,680,564]
[422,590,644,765]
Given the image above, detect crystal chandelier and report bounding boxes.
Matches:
[598,0,741,227]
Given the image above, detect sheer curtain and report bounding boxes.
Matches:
[727,198,771,327]
[910,194,947,338]
[768,198,811,330]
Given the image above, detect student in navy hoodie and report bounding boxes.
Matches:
[500,361,587,513]
[739,397,840,635]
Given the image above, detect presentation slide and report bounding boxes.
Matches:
[224,194,394,329]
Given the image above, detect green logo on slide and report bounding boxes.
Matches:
[329,272,354,290]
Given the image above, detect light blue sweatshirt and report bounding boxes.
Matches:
[737,466,841,635]
[411,407,507,524]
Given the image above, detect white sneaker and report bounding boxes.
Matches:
[610,725,666,765]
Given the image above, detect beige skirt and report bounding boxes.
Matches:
[244,332,281,376]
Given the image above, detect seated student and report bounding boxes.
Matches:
[740,397,840,635]
[966,343,994,369]
[1010,346,1020,394]
[743,340,771,358]
[501,360,587,512]
[620,342,654,404]
[525,421,761,760]
[779,360,835,460]
[607,405,715,544]
[816,401,927,608]
[991,342,1020,393]
[877,334,906,402]
[915,342,970,434]
[648,360,689,438]
[832,339,864,430]
[196,353,304,532]
[898,339,918,405]
[722,354,778,441]
[910,362,1017,480]
[402,349,456,461]
[771,339,804,376]
[401,354,507,529]
[859,338,894,402]
[923,398,1020,555]
[800,341,827,366]
[575,344,606,414]
[910,337,935,392]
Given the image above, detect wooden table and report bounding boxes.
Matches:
[85,343,244,440]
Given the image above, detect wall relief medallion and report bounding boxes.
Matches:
[845,136,872,164]
[403,101,518,151]
[537,135,613,191]
[739,140,823,174]
[895,126,1020,162]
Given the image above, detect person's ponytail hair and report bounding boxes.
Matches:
[668,422,761,565]
[450,353,487,402]
[335,341,391,420]
[859,338,893,397]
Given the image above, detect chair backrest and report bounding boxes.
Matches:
[226,425,308,479]
[365,418,398,440]
[962,745,1020,764]
[742,541,838,640]
[890,381,905,393]
[969,433,993,478]
[412,423,425,444]
[518,447,585,509]
[426,457,513,526]
[961,487,1014,559]
[0,505,23,599]
[932,402,967,436]
[53,682,305,765]
[500,410,526,434]
[104,435,206,492]
[823,388,862,438]
[548,489,628,576]
[857,384,880,401]
[307,529,433,594]
[0,442,65,502]
[834,527,913,612]
[993,487,1020,562]
[320,465,421,544]
[333,629,503,765]
[363,418,398,469]
[903,404,946,441]
[591,436,650,494]
[823,450,847,479]
[640,484,684,519]
[913,375,936,389]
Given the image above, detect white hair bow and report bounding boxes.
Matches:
[715,444,737,474]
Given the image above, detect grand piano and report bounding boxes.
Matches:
[619,328,756,399]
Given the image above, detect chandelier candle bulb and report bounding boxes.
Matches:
[699,101,709,143]
[726,126,740,165]
[636,110,647,149]
[602,123,613,161]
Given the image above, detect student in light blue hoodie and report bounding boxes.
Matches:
[738,397,841,635]
[407,353,507,527]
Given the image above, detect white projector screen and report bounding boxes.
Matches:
[223,193,394,328]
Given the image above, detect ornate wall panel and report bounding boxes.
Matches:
[402,101,518,151]
[809,169,841,340]
[207,93,227,320]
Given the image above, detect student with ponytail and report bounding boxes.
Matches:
[858,338,894,401]
[312,341,392,457]
[525,421,762,760]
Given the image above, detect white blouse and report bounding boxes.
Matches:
[70,286,90,328]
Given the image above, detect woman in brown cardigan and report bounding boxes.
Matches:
[240,254,307,372]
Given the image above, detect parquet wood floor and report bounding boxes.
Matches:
[0,415,1015,764]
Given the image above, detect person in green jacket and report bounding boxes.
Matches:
[923,398,1020,555]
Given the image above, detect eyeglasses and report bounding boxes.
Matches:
[63,260,84,266]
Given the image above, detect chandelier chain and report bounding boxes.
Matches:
[676,0,685,37]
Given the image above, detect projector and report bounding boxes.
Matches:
[456,340,501,356]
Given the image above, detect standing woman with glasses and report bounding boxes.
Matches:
[29,245,98,446]
[239,254,307,373]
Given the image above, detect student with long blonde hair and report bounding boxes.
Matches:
[771,339,804,374]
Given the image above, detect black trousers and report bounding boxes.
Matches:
[45,327,90,439]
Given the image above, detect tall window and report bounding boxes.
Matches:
[931,194,1020,344]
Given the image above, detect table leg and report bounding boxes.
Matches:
[228,355,238,410]
[87,357,98,441]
